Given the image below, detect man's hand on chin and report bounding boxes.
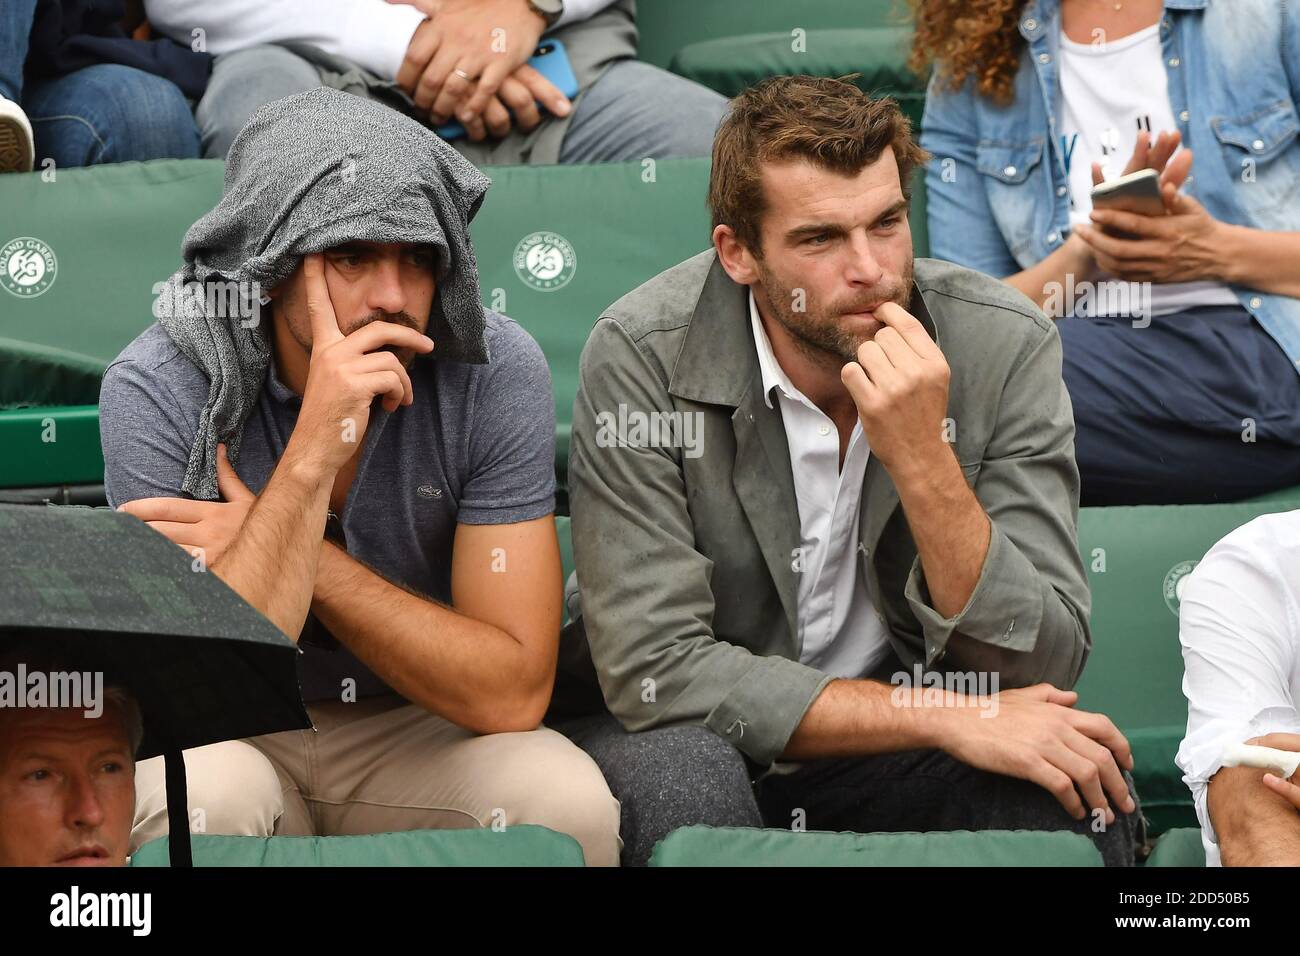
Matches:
[840,300,954,480]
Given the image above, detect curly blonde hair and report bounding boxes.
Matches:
[907,0,1031,105]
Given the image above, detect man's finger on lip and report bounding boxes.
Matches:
[872,300,937,353]
[347,322,434,352]
[872,300,920,327]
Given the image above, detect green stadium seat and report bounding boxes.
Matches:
[636,0,910,70]
[647,826,1104,866]
[669,28,927,130]
[1143,827,1206,867]
[129,825,584,866]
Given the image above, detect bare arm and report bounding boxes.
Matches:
[784,679,939,759]
[786,679,1135,824]
[891,445,991,620]
[311,516,562,733]
[1220,226,1300,298]
[209,453,332,639]
[1208,763,1300,866]
[1003,235,1096,315]
[116,443,329,640]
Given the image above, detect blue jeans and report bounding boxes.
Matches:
[195,46,727,162]
[0,0,199,167]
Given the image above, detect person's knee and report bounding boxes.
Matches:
[196,46,320,158]
[563,60,728,162]
[77,65,198,162]
[493,730,621,866]
[597,723,761,830]
[130,741,283,853]
[525,749,621,867]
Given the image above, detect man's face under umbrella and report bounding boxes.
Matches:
[0,704,135,867]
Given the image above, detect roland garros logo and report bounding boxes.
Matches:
[513,231,575,292]
[1,236,57,298]
[1163,560,1198,616]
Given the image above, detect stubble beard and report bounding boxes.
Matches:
[754,256,914,367]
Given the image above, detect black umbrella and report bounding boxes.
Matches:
[0,503,311,866]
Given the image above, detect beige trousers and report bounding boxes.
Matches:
[131,695,621,866]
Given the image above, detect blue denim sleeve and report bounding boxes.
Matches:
[1286,1,1300,104]
[920,73,1021,278]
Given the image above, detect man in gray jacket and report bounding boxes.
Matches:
[557,75,1143,865]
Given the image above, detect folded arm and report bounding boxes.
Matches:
[311,517,561,733]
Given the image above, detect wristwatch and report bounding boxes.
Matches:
[526,0,564,28]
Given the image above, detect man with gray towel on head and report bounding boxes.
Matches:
[97,87,620,866]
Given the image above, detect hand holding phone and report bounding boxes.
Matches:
[1090,168,1166,224]
[1088,130,1193,237]
[436,40,578,142]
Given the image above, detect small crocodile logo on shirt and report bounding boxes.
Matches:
[416,485,443,499]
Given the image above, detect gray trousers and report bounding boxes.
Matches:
[554,709,1146,868]
[195,48,728,163]
[553,712,1144,868]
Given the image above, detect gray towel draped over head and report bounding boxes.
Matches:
[154,86,491,500]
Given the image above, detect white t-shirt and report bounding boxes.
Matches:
[1175,509,1300,867]
[1057,23,1240,317]
[748,291,892,679]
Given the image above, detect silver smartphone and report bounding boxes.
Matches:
[1089,167,1166,217]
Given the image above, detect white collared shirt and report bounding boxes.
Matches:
[748,291,892,679]
[1175,510,1300,867]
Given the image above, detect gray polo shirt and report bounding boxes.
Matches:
[99,311,556,702]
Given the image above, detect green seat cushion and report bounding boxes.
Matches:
[637,0,909,69]
[669,27,926,126]
[0,160,226,411]
[0,404,104,488]
[129,825,583,867]
[1243,483,1300,505]
[1144,827,1206,867]
[648,825,1103,866]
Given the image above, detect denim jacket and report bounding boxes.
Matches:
[921,0,1300,373]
